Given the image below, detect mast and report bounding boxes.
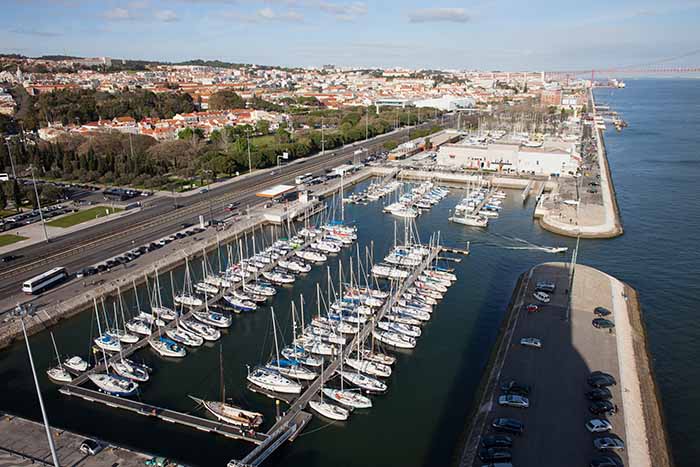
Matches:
[49,332,63,370]
[220,344,225,404]
[271,307,281,365]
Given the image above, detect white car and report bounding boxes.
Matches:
[586,419,613,433]
[533,291,551,303]
[498,394,530,408]
[520,337,542,349]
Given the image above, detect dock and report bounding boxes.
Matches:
[229,245,442,466]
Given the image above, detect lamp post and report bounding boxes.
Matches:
[31,166,49,243]
[246,129,252,174]
[18,307,60,467]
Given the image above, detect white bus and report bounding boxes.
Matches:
[22,267,68,294]
[0,173,10,182]
[294,173,313,185]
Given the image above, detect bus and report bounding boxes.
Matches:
[294,173,313,185]
[22,267,69,294]
[0,173,11,182]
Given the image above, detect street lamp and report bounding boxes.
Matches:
[17,306,60,467]
[246,129,252,174]
[30,165,49,243]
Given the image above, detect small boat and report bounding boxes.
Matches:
[262,271,295,285]
[111,359,150,382]
[190,396,263,428]
[222,295,257,312]
[378,320,422,338]
[63,356,89,373]
[281,346,323,368]
[47,366,72,383]
[345,357,392,378]
[125,318,152,336]
[193,309,232,328]
[88,373,139,396]
[295,250,327,263]
[166,327,204,347]
[544,247,569,254]
[266,359,317,381]
[337,370,387,393]
[449,214,488,227]
[372,329,417,349]
[181,319,221,341]
[247,367,302,394]
[309,399,350,421]
[94,334,122,353]
[174,294,203,307]
[149,336,186,358]
[322,388,373,409]
[194,282,219,295]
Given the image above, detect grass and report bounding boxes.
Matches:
[47,206,123,228]
[0,234,28,247]
[0,210,17,218]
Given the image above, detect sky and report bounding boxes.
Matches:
[2,0,700,70]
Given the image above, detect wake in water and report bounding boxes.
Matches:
[486,233,569,254]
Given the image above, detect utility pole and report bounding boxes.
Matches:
[365,106,369,141]
[20,312,60,467]
[321,116,325,155]
[246,130,252,174]
[5,140,17,179]
[31,166,49,243]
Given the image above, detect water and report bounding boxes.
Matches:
[1,79,698,466]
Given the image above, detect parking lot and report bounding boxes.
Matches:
[472,262,628,467]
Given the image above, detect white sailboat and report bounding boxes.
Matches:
[46,332,72,383]
[309,361,350,421]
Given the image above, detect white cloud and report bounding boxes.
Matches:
[224,6,304,22]
[155,9,179,22]
[408,7,470,23]
[104,7,136,21]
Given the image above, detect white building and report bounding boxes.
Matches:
[437,139,579,176]
[413,95,475,111]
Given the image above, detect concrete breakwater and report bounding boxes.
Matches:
[455,262,670,467]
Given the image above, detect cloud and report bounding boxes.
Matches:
[103,7,137,21]
[155,9,179,22]
[225,7,304,22]
[10,28,63,37]
[408,7,470,23]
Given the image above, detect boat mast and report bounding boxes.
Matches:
[271,307,281,365]
[220,344,225,404]
[49,332,63,370]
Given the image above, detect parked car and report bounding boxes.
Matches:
[594,437,625,451]
[535,281,556,293]
[480,434,513,448]
[588,372,617,387]
[491,418,524,435]
[586,419,613,433]
[526,303,539,313]
[498,394,530,408]
[520,337,542,349]
[586,387,613,401]
[589,400,618,416]
[500,380,531,396]
[594,306,611,317]
[592,318,615,329]
[533,291,550,303]
[478,448,512,463]
[79,439,103,455]
[590,455,624,467]
[1,254,21,263]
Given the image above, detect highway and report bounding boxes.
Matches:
[0,119,451,304]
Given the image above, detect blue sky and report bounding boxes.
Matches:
[2,0,699,70]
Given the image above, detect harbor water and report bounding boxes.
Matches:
[0,78,698,466]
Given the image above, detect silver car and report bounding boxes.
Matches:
[586,419,613,433]
[594,437,625,451]
[498,394,530,408]
[520,337,542,348]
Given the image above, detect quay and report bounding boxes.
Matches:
[229,244,443,467]
[0,412,153,467]
[456,262,671,467]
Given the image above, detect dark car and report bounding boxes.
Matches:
[586,387,613,401]
[592,318,615,329]
[138,246,149,254]
[96,264,108,273]
[590,454,624,467]
[589,400,618,415]
[105,259,118,269]
[500,380,531,396]
[175,232,187,239]
[79,438,103,456]
[492,418,524,435]
[594,307,611,317]
[588,372,617,387]
[481,434,513,448]
[1,254,21,263]
[478,447,512,463]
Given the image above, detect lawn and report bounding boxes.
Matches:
[0,210,18,218]
[0,234,28,247]
[47,206,123,228]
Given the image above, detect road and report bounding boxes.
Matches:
[0,119,451,304]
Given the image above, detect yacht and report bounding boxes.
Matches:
[166,327,204,347]
[46,366,72,383]
[193,309,232,328]
[181,319,221,341]
[322,388,373,409]
[149,336,186,358]
[372,329,417,349]
[266,359,317,381]
[63,356,89,373]
[247,367,302,394]
[189,396,263,429]
[174,294,203,307]
[449,213,488,227]
[337,370,387,393]
[345,357,392,378]
[88,373,139,396]
[309,400,350,421]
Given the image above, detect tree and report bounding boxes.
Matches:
[255,120,270,135]
[208,90,245,110]
[12,179,22,212]
[0,182,6,210]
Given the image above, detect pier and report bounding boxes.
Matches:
[229,245,442,467]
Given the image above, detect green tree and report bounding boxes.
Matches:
[255,120,270,135]
[11,179,22,212]
[0,182,6,210]
[208,90,245,110]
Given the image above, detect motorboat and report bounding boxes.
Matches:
[63,356,89,373]
[449,213,488,227]
[46,366,72,383]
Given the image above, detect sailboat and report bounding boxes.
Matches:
[148,336,186,358]
[174,257,204,307]
[322,342,372,408]
[46,332,72,383]
[89,333,139,396]
[190,345,263,429]
[309,361,350,421]
[266,306,317,381]
[247,308,303,395]
[93,299,121,353]
[149,269,177,321]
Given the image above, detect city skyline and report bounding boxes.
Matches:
[2,0,700,70]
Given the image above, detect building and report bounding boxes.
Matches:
[437,138,579,176]
[374,98,413,108]
[413,95,475,111]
